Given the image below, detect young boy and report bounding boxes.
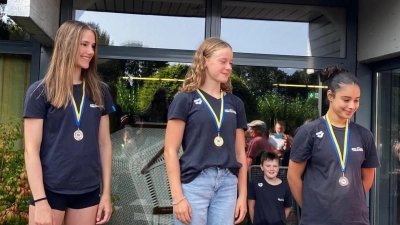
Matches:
[248,152,292,225]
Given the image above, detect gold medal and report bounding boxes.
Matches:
[74,129,84,141]
[214,135,224,147]
[339,176,349,186]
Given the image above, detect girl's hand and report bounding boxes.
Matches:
[96,194,112,224]
[173,198,192,225]
[234,196,247,224]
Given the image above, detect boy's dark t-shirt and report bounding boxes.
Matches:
[290,117,380,225]
[248,177,292,225]
[23,80,115,194]
[168,90,247,183]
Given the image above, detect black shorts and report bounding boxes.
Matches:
[30,187,100,211]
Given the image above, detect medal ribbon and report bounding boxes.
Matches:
[195,89,224,133]
[325,115,350,173]
[70,81,86,128]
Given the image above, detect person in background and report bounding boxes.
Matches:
[245,129,253,153]
[269,121,293,153]
[248,152,292,225]
[246,120,280,167]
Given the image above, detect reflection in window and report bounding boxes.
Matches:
[74,0,206,50]
[101,58,323,136]
[104,59,325,224]
[221,1,346,57]
[232,66,322,135]
[0,3,30,41]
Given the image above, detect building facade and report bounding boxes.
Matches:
[1,0,399,224]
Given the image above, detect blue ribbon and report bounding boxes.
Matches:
[195,90,225,133]
[325,115,350,173]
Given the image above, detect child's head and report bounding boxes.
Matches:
[260,152,280,179]
[180,37,233,93]
[274,121,285,134]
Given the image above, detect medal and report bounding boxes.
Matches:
[70,81,86,141]
[195,90,225,147]
[74,128,84,141]
[325,115,350,187]
[339,174,349,187]
[214,135,224,147]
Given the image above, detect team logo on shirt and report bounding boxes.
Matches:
[258,183,263,187]
[316,131,324,138]
[277,198,284,202]
[194,98,202,105]
[225,109,236,114]
[351,147,364,152]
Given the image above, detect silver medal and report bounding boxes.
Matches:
[74,129,84,141]
[339,176,349,187]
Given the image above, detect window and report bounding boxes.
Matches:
[221,1,346,57]
[375,69,400,225]
[74,0,206,50]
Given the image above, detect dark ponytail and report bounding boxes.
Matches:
[320,66,359,94]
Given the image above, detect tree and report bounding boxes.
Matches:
[286,69,320,99]
[0,4,29,41]
[230,75,258,121]
[87,22,112,46]
[136,64,189,112]
[233,65,288,99]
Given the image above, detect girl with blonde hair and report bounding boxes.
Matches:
[23,20,115,225]
[164,37,248,225]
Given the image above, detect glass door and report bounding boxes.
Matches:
[375,69,400,225]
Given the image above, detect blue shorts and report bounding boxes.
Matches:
[30,187,100,211]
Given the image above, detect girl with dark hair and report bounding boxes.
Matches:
[287,66,380,225]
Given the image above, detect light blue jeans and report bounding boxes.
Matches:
[174,167,238,225]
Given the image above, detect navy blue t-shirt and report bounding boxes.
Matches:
[168,90,247,184]
[248,177,292,225]
[23,80,115,194]
[290,117,380,225]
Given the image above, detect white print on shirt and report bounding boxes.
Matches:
[258,183,263,187]
[351,147,364,152]
[277,198,284,202]
[225,109,236,114]
[194,98,202,105]
[90,104,99,108]
[316,131,324,138]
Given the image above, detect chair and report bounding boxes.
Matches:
[248,165,300,225]
[109,126,171,225]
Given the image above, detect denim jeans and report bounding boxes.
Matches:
[174,167,238,225]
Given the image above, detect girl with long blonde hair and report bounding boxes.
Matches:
[23,20,115,225]
[164,37,248,225]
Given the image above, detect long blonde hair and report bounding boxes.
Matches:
[40,20,104,109]
[179,37,233,93]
